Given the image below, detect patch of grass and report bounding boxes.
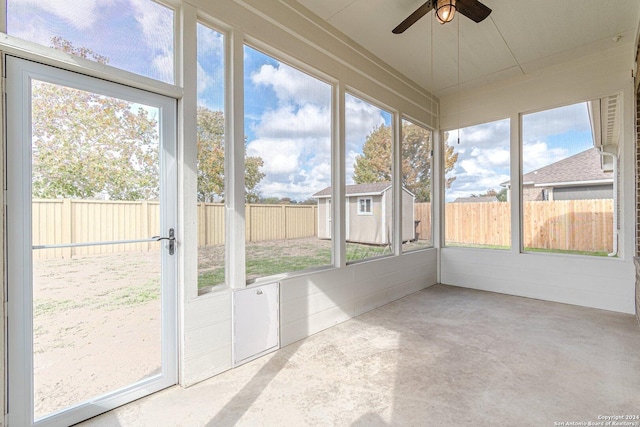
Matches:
[34,299,78,316]
[35,280,161,317]
[100,279,160,308]
[444,242,610,257]
[246,247,332,280]
[198,240,436,288]
[524,247,610,257]
[346,243,390,262]
[198,269,225,289]
[445,242,511,250]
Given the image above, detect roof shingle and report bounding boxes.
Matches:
[502,148,612,187]
[312,182,392,197]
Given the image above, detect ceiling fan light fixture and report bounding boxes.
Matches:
[435,0,456,24]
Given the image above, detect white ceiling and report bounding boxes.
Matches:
[294,0,640,98]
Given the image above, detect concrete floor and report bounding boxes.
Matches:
[79,284,640,426]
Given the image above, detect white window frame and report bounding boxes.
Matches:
[357,197,373,215]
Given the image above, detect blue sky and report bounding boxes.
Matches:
[445,102,593,202]
[8,0,174,83]
[12,1,594,203]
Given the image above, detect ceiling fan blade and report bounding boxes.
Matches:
[456,0,492,23]
[392,0,434,34]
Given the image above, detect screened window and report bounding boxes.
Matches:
[444,118,511,249]
[358,198,372,215]
[521,101,614,256]
[243,45,332,282]
[345,93,393,262]
[401,119,432,252]
[196,23,225,292]
[7,0,175,83]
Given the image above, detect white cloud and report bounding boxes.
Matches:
[6,14,51,46]
[129,0,174,80]
[522,141,568,173]
[152,53,174,84]
[345,95,387,155]
[454,118,510,149]
[255,104,331,140]
[446,118,511,200]
[247,138,302,176]
[445,168,510,202]
[246,60,391,199]
[197,24,224,57]
[197,62,214,97]
[473,146,510,168]
[10,0,103,30]
[252,63,331,106]
[247,136,333,200]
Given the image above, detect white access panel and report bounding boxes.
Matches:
[233,282,280,366]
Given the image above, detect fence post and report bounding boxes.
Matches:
[314,205,318,237]
[282,204,287,240]
[246,204,252,242]
[61,199,72,259]
[141,201,149,252]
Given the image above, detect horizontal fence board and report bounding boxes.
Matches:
[31,199,611,259]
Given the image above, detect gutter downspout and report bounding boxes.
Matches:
[600,151,618,257]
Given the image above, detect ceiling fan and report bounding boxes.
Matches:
[392,0,492,34]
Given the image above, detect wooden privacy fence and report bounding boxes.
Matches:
[414,202,433,243]
[444,199,613,252]
[522,199,613,252]
[197,203,318,245]
[32,199,160,259]
[32,200,318,259]
[445,201,510,247]
[32,199,612,259]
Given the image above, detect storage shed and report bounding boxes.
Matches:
[312,182,415,245]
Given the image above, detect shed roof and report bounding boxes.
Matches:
[502,148,613,188]
[313,182,416,198]
[313,182,391,198]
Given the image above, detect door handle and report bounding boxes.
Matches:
[152,228,175,255]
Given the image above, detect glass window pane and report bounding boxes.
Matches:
[7,0,175,84]
[522,102,614,256]
[444,119,511,249]
[401,119,432,252]
[197,23,225,292]
[244,46,332,282]
[345,93,393,262]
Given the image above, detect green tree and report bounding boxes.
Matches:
[196,107,225,202]
[32,39,160,200]
[51,36,109,64]
[196,106,265,203]
[443,132,459,191]
[352,123,458,202]
[244,156,265,203]
[496,187,508,202]
[474,188,508,202]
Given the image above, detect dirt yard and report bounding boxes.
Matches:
[30,237,433,418]
[32,250,162,419]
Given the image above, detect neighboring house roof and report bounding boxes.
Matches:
[453,196,498,203]
[501,148,613,188]
[312,182,414,198]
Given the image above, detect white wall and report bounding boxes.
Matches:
[439,41,637,314]
[280,249,437,346]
